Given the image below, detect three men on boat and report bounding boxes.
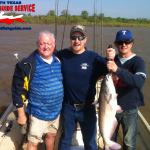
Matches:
[11,26,146,150]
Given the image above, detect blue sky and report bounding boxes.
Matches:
[1,0,150,19]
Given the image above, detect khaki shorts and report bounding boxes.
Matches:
[28,115,60,143]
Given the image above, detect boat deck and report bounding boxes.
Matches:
[1,80,150,150]
[20,117,124,150]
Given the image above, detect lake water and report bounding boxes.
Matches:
[0,24,150,124]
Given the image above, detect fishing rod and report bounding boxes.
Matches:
[61,0,70,50]
[101,0,103,56]
[107,44,113,74]
[55,0,59,49]
[0,51,19,128]
[98,1,103,150]
[7,51,15,66]
[94,0,96,52]
[96,0,99,54]
[14,53,19,62]
[94,0,99,54]
[95,0,98,54]
[1,121,13,137]
[0,51,18,100]
[55,0,57,42]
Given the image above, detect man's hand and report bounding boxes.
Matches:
[17,107,27,125]
[106,48,116,60]
[112,74,119,82]
[107,61,118,73]
[98,76,104,80]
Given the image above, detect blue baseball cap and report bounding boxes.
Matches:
[116,30,132,42]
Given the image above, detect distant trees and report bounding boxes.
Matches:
[92,13,98,17]
[61,9,70,16]
[4,11,150,27]
[28,13,31,17]
[81,10,89,19]
[98,13,104,21]
[47,10,55,16]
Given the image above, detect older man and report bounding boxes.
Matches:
[108,30,146,150]
[58,25,115,150]
[11,31,64,150]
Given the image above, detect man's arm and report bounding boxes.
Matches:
[11,63,28,125]
[17,107,27,125]
[53,49,61,59]
[108,59,146,88]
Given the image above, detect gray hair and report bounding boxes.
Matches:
[37,30,55,43]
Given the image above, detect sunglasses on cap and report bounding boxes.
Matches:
[117,40,132,45]
[70,36,85,41]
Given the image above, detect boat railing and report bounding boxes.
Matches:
[0,103,14,128]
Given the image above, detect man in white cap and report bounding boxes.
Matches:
[108,30,146,150]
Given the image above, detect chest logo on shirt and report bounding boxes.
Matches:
[81,63,89,69]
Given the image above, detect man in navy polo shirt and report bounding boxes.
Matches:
[12,31,64,150]
[108,30,146,150]
[58,25,115,150]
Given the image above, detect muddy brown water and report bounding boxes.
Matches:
[0,24,150,125]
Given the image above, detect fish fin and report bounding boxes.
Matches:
[116,105,123,113]
[92,100,98,105]
[104,141,121,150]
[112,94,118,101]
[108,117,118,139]
[105,94,117,103]
[104,93,112,103]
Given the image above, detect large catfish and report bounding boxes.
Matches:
[98,74,122,150]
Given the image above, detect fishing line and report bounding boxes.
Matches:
[7,51,15,66]
[0,75,10,96]
[0,49,18,97]
[61,0,70,50]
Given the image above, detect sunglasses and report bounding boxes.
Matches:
[117,40,132,45]
[70,36,85,41]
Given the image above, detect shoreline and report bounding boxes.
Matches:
[0,23,150,28]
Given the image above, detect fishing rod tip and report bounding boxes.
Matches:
[14,53,18,59]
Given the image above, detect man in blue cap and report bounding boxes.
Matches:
[108,30,146,150]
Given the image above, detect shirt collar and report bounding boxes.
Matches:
[36,52,57,64]
[117,54,136,64]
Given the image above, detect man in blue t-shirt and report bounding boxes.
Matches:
[108,30,146,150]
[58,25,116,150]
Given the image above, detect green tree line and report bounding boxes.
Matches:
[5,10,150,27]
